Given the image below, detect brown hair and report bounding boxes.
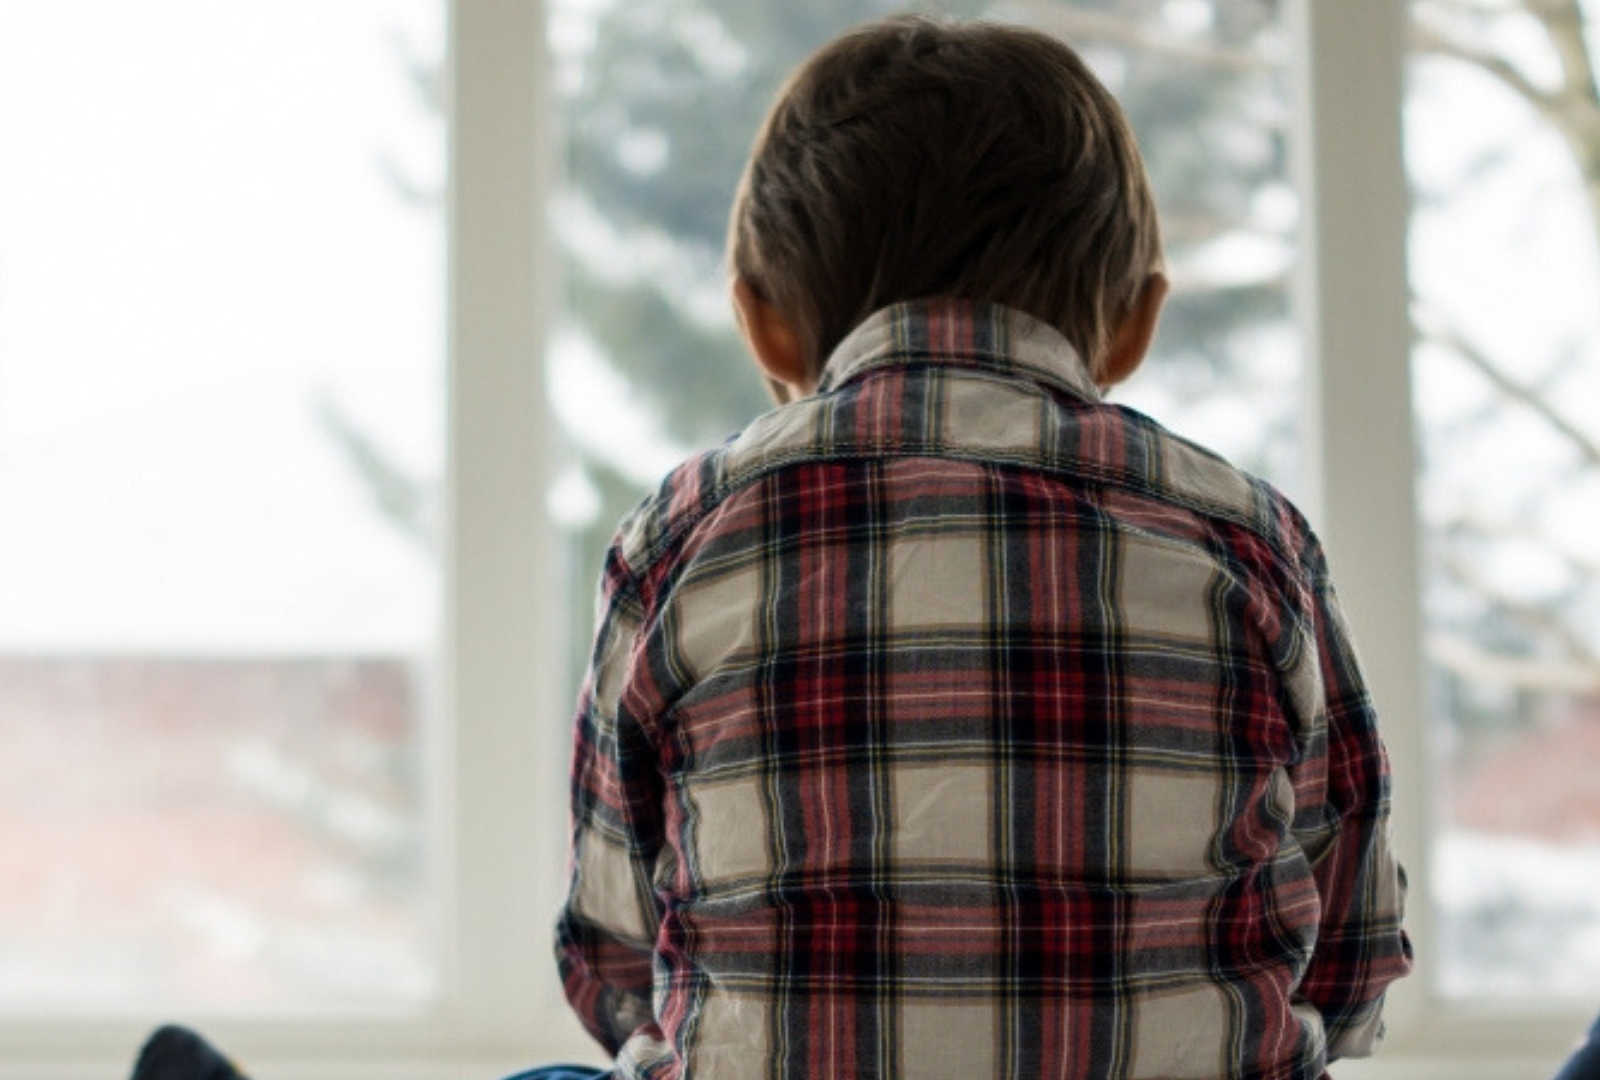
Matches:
[727,15,1163,379]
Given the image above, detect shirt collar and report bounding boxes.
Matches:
[815,297,1103,403]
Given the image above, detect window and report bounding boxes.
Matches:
[1408,0,1600,998]
[0,1,445,1011]
[1,0,1591,1073]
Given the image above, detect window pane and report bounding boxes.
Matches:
[546,0,1299,689]
[1407,1,1600,996]
[0,1,445,1010]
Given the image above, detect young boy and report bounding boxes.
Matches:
[555,15,1412,1079]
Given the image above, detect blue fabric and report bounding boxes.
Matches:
[483,1013,1600,1080]
[1553,1013,1600,1080]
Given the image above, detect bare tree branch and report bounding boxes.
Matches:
[1410,17,1554,112]
[1413,304,1600,467]
[1422,0,1570,20]
[1439,552,1600,667]
[999,1,1268,72]
[1415,0,1600,266]
[1429,631,1600,692]
[1168,268,1290,299]
[1530,0,1599,108]
[1438,511,1600,579]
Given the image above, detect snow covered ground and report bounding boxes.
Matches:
[1436,829,1600,998]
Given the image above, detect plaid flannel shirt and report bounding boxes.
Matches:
[555,299,1413,1079]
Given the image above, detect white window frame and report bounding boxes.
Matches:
[1296,2,1588,1076]
[0,1,586,1076]
[0,1,1588,1076]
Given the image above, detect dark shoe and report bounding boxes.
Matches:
[129,1025,249,1080]
[1553,1011,1600,1080]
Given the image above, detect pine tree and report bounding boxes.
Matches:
[548,0,1293,683]
[348,0,1600,718]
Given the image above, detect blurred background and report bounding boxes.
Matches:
[0,0,1595,1059]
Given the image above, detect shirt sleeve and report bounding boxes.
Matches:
[554,545,665,1056]
[1290,570,1415,1061]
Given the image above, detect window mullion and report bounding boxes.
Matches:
[446,0,568,1049]
[1289,0,1429,1041]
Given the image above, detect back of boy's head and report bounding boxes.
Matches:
[728,15,1163,380]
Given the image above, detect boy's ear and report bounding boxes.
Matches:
[1099,272,1169,389]
[732,277,813,403]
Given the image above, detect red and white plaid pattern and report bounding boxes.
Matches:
[556,299,1413,1079]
